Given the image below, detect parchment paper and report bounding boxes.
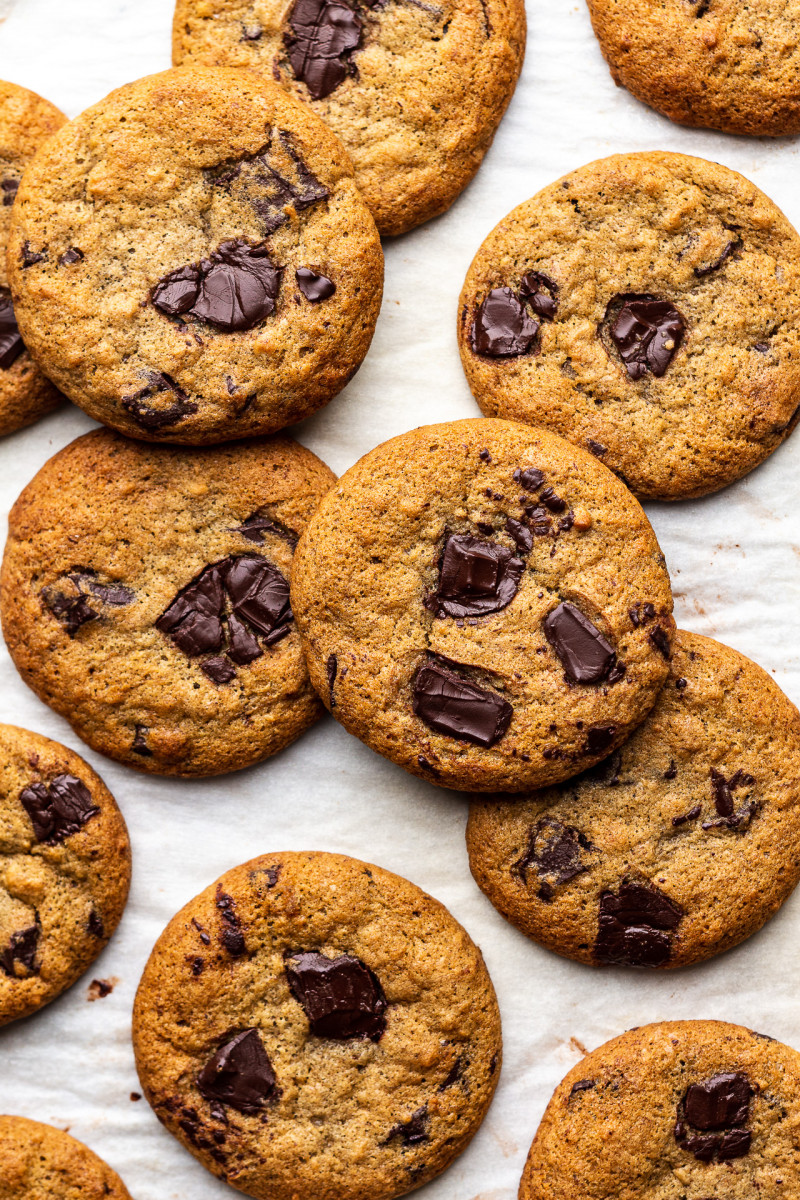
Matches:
[1,1,799,1196]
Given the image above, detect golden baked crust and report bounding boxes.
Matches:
[0,1116,132,1199]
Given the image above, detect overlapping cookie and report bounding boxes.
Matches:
[0,1116,132,1199]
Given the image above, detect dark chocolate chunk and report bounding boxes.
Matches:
[439,1056,466,1091]
[586,439,607,457]
[19,774,99,844]
[412,654,512,748]
[221,928,246,956]
[226,555,292,636]
[296,267,336,302]
[515,467,545,491]
[629,601,656,628]
[543,603,617,684]
[233,514,299,548]
[505,517,533,554]
[584,725,616,756]
[122,371,198,431]
[197,1030,278,1114]
[285,950,387,1040]
[513,817,595,893]
[157,564,226,656]
[59,247,84,266]
[384,1105,430,1147]
[570,1078,596,1096]
[41,569,134,636]
[87,910,104,938]
[226,613,263,665]
[285,0,362,99]
[471,287,539,357]
[427,533,524,619]
[208,132,329,235]
[519,271,558,319]
[41,588,98,636]
[85,578,135,606]
[0,287,24,370]
[327,653,338,705]
[648,625,672,659]
[132,725,152,757]
[694,238,741,277]
[479,448,492,462]
[0,925,40,978]
[21,242,46,267]
[594,881,682,968]
[538,486,566,513]
[153,240,281,332]
[675,1072,752,1162]
[202,657,237,685]
[606,294,685,380]
[1,177,19,206]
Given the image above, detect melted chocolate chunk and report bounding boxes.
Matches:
[694,238,741,277]
[326,653,338,705]
[648,625,672,659]
[1,177,19,206]
[412,654,512,747]
[21,242,46,268]
[570,1078,596,1096]
[471,287,539,357]
[439,1056,466,1090]
[234,514,299,548]
[519,271,558,319]
[0,288,24,370]
[675,1072,752,1162]
[0,925,40,978]
[384,1105,430,1147]
[285,950,387,1040]
[153,240,282,332]
[41,569,134,636]
[59,247,84,266]
[209,133,329,236]
[505,517,533,554]
[704,768,757,832]
[606,294,685,380]
[584,725,616,755]
[594,881,682,967]
[122,371,198,431]
[197,1030,278,1114]
[202,657,237,685]
[20,775,99,844]
[515,467,545,491]
[513,817,595,897]
[87,911,104,938]
[544,603,617,684]
[586,439,607,457]
[296,267,336,302]
[285,0,362,99]
[427,533,524,619]
[132,725,152,757]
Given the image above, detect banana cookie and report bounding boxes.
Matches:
[0,430,335,776]
[172,0,525,237]
[521,1021,800,1199]
[0,1116,132,1199]
[291,417,674,793]
[458,152,800,500]
[7,67,382,444]
[0,724,130,1026]
[0,81,64,437]
[467,630,800,969]
[133,850,501,1200]
[586,0,800,137]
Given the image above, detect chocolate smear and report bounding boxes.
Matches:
[471,287,538,357]
[233,514,299,548]
[208,132,329,236]
[383,1105,430,1147]
[285,0,363,99]
[20,774,99,844]
[197,1030,278,1114]
[543,603,617,684]
[412,654,512,748]
[427,533,523,619]
[594,881,682,968]
[513,817,595,898]
[519,271,558,319]
[152,240,281,332]
[285,950,387,1040]
[122,371,198,431]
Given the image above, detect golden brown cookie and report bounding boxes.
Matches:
[458,152,800,500]
[467,630,800,969]
[0,429,335,777]
[291,417,674,793]
[586,0,800,137]
[0,80,64,437]
[0,724,130,1026]
[520,1021,800,1198]
[0,1116,132,1199]
[7,67,382,444]
[133,850,502,1200]
[172,0,526,237]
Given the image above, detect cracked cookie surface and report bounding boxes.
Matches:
[291,417,674,793]
[459,152,800,500]
[0,724,130,1026]
[0,429,335,777]
[7,67,382,444]
[133,850,501,1200]
[468,630,800,968]
[0,1116,132,1199]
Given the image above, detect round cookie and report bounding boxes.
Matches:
[0,81,65,436]
[520,1020,800,1198]
[172,0,526,237]
[133,850,502,1200]
[467,630,800,969]
[291,417,675,793]
[458,152,800,500]
[0,724,130,1026]
[0,1116,132,1199]
[7,67,382,444]
[586,0,800,138]
[0,429,336,777]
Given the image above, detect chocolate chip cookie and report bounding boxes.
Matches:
[520,1020,800,1198]
[172,0,525,237]
[0,723,130,1026]
[133,850,501,1200]
[458,152,800,500]
[467,630,800,969]
[0,81,64,436]
[586,0,800,137]
[291,417,674,793]
[0,1116,132,1199]
[7,67,382,444]
[1,429,335,776]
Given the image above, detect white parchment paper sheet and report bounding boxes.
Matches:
[1,1,800,1196]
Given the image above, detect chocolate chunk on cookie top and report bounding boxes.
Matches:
[0,724,130,1027]
[1,429,336,776]
[172,0,525,237]
[0,1118,133,1200]
[520,1022,800,1199]
[291,418,674,793]
[459,152,800,499]
[7,67,382,444]
[133,851,502,1200]
[467,630,800,968]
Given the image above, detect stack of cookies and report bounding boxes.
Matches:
[0,0,799,1198]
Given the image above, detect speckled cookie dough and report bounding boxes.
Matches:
[0,429,336,777]
[459,152,800,500]
[520,1021,800,1199]
[0,1116,132,1199]
[291,417,674,793]
[133,850,502,1200]
[172,0,526,236]
[0,724,130,1026]
[7,67,382,444]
